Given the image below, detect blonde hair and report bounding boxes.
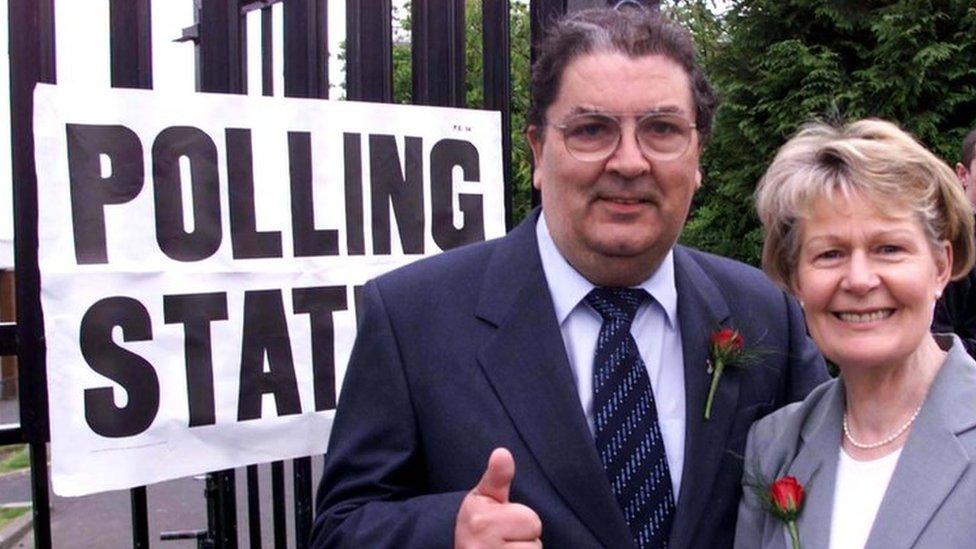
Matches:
[755,118,975,288]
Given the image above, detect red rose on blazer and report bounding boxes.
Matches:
[769,476,804,519]
[710,327,744,352]
[769,475,804,548]
[704,327,746,419]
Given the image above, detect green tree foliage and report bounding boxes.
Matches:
[392,4,412,103]
[393,1,534,224]
[674,0,976,265]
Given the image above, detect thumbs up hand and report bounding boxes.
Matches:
[454,448,543,548]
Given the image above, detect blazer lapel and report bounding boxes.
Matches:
[785,380,844,549]
[669,247,736,547]
[474,211,634,549]
[866,340,976,549]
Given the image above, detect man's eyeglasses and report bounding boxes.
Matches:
[553,112,697,162]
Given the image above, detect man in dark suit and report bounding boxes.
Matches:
[311,7,826,549]
[933,127,976,355]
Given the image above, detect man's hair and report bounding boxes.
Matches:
[961,127,976,168]
[526,7,717,144]
[755,119,975,287]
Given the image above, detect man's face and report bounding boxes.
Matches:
[527,52,702,286]
[956,154,976,208]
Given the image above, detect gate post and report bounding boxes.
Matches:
[197,2,246,547]
[8,0,56,546]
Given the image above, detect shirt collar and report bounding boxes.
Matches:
[536,211,678,328]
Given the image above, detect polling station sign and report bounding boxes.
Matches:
[33,83,505,496]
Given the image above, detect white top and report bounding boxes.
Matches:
[535,213,687,498]
[828,446,902,549]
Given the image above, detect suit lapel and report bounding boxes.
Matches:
[785,380,844,549]
[669,247,736,547]
[474,211,634,549]
[866,340,976,549]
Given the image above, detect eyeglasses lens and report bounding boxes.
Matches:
[638,116,692,157]
[561,115,619,161]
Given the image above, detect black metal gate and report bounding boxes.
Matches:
[0,0,652,547]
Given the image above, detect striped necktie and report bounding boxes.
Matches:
[586,287,675,548]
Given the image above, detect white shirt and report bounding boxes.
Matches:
[828,447,902,549]
[535,213,687,498]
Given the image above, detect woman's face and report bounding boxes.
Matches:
[791,193,952,371]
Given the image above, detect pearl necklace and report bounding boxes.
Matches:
[842,404,923,450]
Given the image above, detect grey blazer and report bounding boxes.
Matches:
[734,335,976,549]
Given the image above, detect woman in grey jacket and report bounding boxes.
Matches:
[735,119,976,549]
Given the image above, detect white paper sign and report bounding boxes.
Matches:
[33,83,505,496]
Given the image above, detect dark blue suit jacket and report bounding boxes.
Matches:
[311,210,826,548]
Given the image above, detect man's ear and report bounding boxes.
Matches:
[956,162,969,186]
[527,125,544,191]
[695,168,702,190]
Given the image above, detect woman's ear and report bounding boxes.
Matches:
[935,239,953,294]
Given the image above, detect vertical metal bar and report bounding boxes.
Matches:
[109,5,155,545]
[280,3,328,541]
[316,0,328,96]
[26,442,49,547]
[198,3,244,544]
[246,465,261,549]
[280,4,328,543]
[345,0,392,102]
[9,0,54,447]
[239,2,249,93]
[483,0,513,230]
[261,6,274,96]
[292,457,312,549]
[36,0,56,82]
[8,0,55,546]
[213,469,238,549]
[130,486,149,548]
[109,0,153,89]
[205,472,220,545]
[411,0,465,107]
[283,0,328,98]
[271,461,286,549]
[199,0,246,93]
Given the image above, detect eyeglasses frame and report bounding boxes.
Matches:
[551,110,698,163]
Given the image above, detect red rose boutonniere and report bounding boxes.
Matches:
[769,476,804,549]
[746,467,807,549]
[704,327,745,420]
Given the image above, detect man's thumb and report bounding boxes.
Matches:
[473,447,515,503]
